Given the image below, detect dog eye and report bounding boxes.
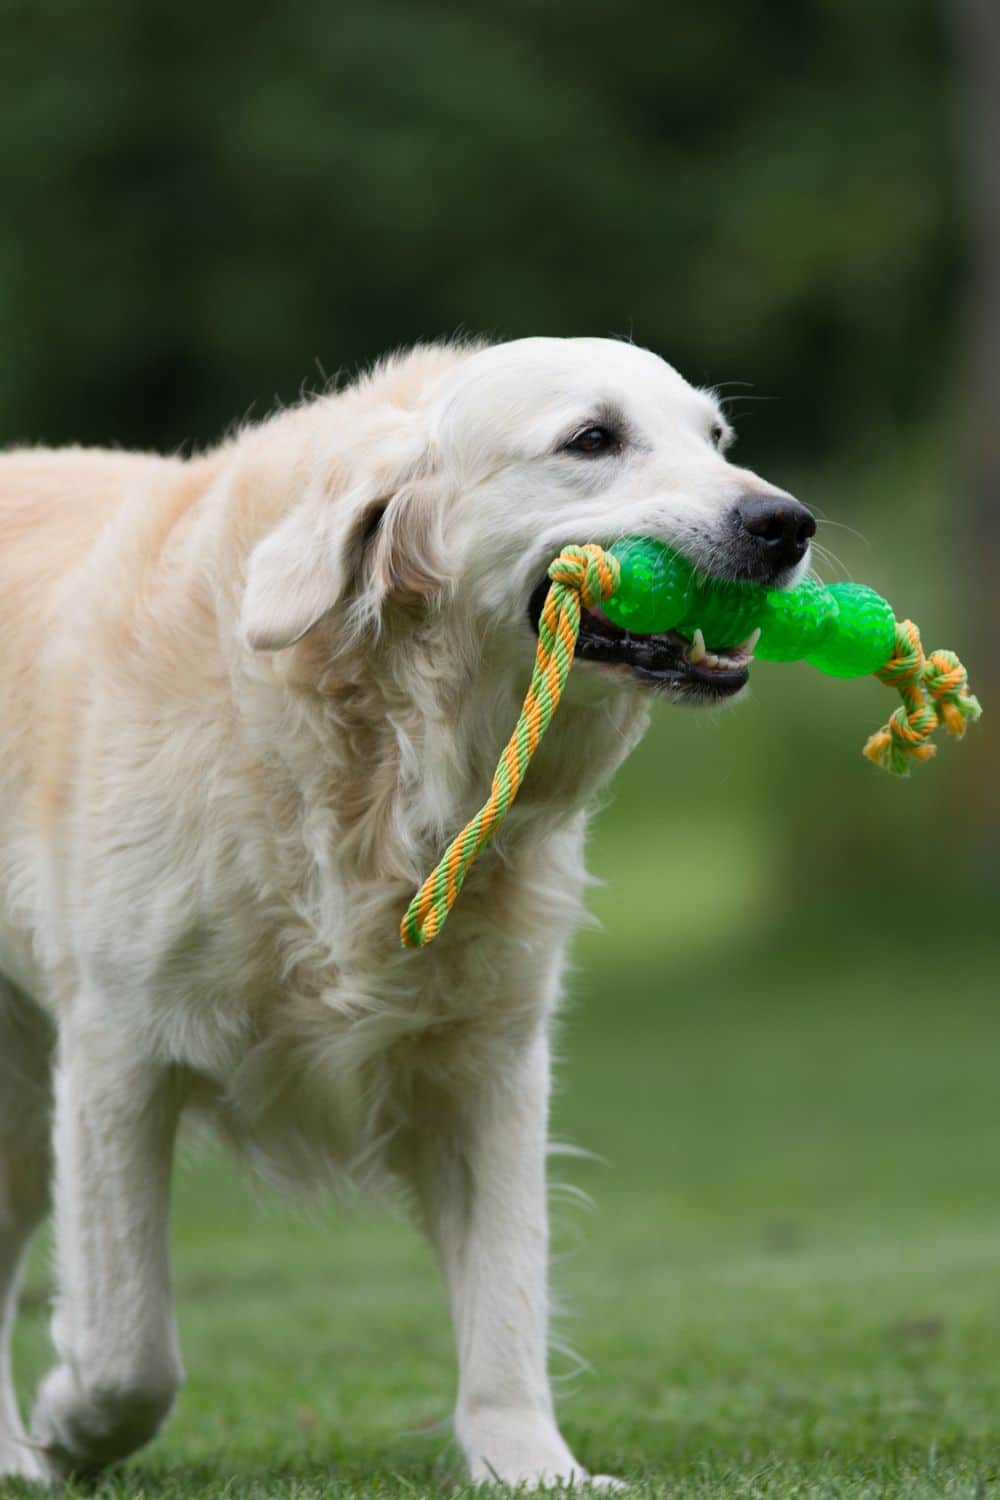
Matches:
[564,425,617,457]
[711,423,727,450]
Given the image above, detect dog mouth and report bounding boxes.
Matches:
[526,576,757,702]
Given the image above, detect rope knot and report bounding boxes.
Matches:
[923,649,982,738]
[865,620,981,775]
[874,619,924,693]
[548,543,620,611]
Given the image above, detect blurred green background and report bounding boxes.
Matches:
[4,1,999,1494]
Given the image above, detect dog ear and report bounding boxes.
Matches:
[240,478,377,652]
[241,468,452,653]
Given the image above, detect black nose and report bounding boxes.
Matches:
[736,493,816,571]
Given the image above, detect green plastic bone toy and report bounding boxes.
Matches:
[401,538,981,948]
[605,536,896,677]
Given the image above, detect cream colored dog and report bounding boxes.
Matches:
[0,337,814,1486]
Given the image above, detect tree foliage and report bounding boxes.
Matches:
[0,0,960,460]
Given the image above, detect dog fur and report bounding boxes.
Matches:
[0,336,800,1486]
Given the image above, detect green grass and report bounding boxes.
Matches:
[8,707,1000,1498]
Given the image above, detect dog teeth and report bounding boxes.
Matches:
[687,624,757,673]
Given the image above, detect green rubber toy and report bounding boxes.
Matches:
[604,536,896,678]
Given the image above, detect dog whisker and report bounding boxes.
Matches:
[815,516,871,548]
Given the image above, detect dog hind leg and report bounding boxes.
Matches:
[0,978,54,1483]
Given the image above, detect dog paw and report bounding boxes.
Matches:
[469,1465,628,1492]
[457,1405,625,1490]
[30,1360,179,1481]
[0,1436,53,1486]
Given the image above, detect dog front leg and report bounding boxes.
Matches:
[413,1031,620,1489]
[30,1020,185,1480]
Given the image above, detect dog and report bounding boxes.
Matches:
[0,336,814,1486]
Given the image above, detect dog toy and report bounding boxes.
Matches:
[401,539,980,948]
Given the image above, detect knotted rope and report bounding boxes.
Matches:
[400,544,620,948]
[863,620,982,775]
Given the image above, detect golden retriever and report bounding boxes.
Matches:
[0,337,813,1486]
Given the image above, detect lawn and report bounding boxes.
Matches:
[8,707,1000,1499]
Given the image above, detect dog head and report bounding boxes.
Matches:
[240,337,813,707]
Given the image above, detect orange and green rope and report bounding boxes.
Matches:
[400,544,619,949]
